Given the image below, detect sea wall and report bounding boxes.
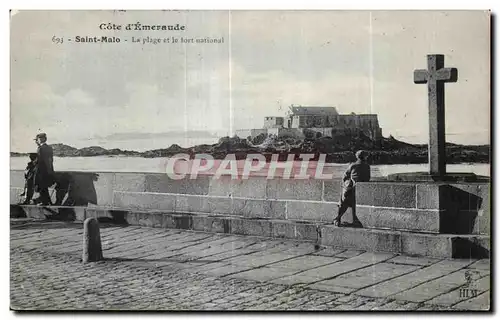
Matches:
[10,170,343,214]
[10,170,489,233]
[354,182,490,235]
[10,169,490,258]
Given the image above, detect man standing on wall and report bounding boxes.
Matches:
[33,133,55,206]
[333,150,371,227]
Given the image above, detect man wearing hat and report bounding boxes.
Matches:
[33,133,55,205]
[333,150,371,227]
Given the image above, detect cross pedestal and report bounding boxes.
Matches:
[358,55,490,260]
[385,171,485,182]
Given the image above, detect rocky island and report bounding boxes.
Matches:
[10,132,489,165]
[11,106,490,165]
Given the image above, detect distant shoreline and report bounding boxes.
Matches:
[10,135,490,165]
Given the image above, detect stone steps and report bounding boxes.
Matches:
[12,187,452,234]
[11,204,489,259]
[11,185,486,235]
[109,191,485,235]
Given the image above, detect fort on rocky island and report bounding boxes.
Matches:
[235,105,383,141]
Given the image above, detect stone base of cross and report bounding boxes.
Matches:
[384,172,488,183]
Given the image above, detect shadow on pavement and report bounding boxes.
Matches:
[10,219,121,230]
[104,257,220,264]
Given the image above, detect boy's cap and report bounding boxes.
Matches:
[34,133,47,140]
[356,150,368,159]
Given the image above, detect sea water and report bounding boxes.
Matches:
[10,156,490,178]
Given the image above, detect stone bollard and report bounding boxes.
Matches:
[82,217,103,263]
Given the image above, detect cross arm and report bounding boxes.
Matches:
[414,69,428,84]
[436,68,458,82]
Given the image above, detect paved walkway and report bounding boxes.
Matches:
[10,219,490,311]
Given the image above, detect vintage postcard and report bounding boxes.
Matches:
[9,10,491,311]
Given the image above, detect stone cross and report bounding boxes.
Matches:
[414,54,458,176]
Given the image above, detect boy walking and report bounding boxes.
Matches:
[333,150,371,227]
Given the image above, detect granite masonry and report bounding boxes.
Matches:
[10,170,490,259]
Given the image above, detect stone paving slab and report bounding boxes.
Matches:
[310,247,346,257]
[181,239,257,259]
[104,232,177,256]
[176,236,243,253]
[426,276,491,306]
[269,252,395,285]
[227,255,346,283]
[391,269,490,303]
[261,242,317,255]
[242,240,288,252]
[466,259,490,270]
[11,228,82,246]
[355,259,477,298]
[186,262,231,274]
[224,252,302,268]
[201,264,255,277]
[308,284,358,294]
[310,262,420,291]
[375,300,422,311]
[267,255,342,270]
[331,249,365,258]
[453,291,490,310]
[225,267,300,282]
[9,219,491,311]
[202,247,262,261]
[386,255,441,266]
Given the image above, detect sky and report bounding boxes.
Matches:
[10,10,490,152]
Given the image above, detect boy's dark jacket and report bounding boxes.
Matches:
[24,161,36,180]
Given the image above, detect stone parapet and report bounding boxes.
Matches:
[10,170,343,203]
[10,170,489,235]
[10,169,490,258]
[355,182,490,235]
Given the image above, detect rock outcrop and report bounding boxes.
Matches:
[10,134,490,165]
